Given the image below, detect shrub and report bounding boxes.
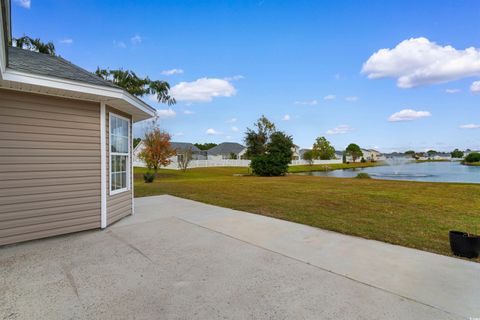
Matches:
[251,154,290,176]
[465,152,480,163]
[360,157,366,163]
[355,173,371,179]
[143,172,155,183]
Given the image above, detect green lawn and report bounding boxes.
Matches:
[134,166,480,260]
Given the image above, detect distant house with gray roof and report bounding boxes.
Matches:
[207,142,247,160]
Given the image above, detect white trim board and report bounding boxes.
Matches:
[100,103,107,228]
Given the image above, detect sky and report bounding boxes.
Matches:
[11,0,480,152]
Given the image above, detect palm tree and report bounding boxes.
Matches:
[95,68,175,105]
[12,36,56,55]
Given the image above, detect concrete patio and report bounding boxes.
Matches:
[1,195,479,319]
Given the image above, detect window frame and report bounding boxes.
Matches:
[109,112,131,195]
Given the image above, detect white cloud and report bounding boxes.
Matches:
[326,124,354,135]
[173,132,185,137]
[282,114,291,121]
[231,126,239,132]
[362,37,480,88]
[206,128,223,135]
[224,75,244,81]
[161,69,184,76]
[323,95,336,101]
[294,100,318,105]
[14,0,30,8]
[459,124,480,129]
[171,78,237,102]
[183,110,194,115]
[226,118,237,123]
[59,38,73,44]
[156,108,176,119]
[388,109,431,122]
[131,35,142,45]
[345,96,359,102]
[113,40,126,48]
[445,88,460,94]
[470,81,480,93]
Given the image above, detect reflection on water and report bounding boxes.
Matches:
[296,161,480,183]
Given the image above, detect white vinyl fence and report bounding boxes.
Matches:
[134,159,342,170]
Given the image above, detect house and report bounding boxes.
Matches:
[207,142,247,160]
[291,145,301,160]
[133,141,206,168]
[361,149,384,162]
[0,1,155,245]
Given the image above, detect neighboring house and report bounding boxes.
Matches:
[361,149,384,162]
[171,142,206,163]
[133,141,206,168]
[291,145,300,160]
[0,1,155,245]
[207,142,247,160]
[334,150,344,160]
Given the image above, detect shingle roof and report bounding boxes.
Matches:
[207,142,245,155]
[170,142,201,153]
[8,46,118,88]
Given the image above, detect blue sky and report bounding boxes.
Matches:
[11,0,480,152]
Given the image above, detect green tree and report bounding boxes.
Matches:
[133,138,142,149]
[345,143,363,163]
[404,150,415,157]
[244,115,276,159]
[451,149,464,158]
[302,150,315,165]
[312,136,336,160]
[250,131,294,176]
[194,143,218,151]
[95,68,175,105]
[12,36,56,55]
[465,152,480,163]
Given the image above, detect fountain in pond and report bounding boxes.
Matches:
[368,156,434,179]
[384,157,412,175]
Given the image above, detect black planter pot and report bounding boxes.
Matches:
[449,231,480,259]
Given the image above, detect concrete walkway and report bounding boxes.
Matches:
[1,195,479,319]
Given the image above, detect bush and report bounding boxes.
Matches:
[251,154,289,176]
[355,173,371,179]
[143,172,155,183]
[465,152,480,163]
[360,157,366,163]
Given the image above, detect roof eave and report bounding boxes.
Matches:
[0,68,156,122]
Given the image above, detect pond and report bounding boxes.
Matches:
[295,161,480,184]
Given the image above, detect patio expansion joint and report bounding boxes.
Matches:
[175,216,462,320]
[106,230,155,264]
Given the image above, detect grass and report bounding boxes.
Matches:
[464,162,480,166]
[415,159,451,163]
[288,161,381,173]
[134,166,480,260]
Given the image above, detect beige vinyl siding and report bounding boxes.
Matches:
[106,106,133,225]
[0,89,101,246]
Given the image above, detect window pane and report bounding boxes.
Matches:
[111,172,116,191]
[121,172,127,189]
[110,116,129,153]
[122,120,128,137]
[121,156,126,171]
